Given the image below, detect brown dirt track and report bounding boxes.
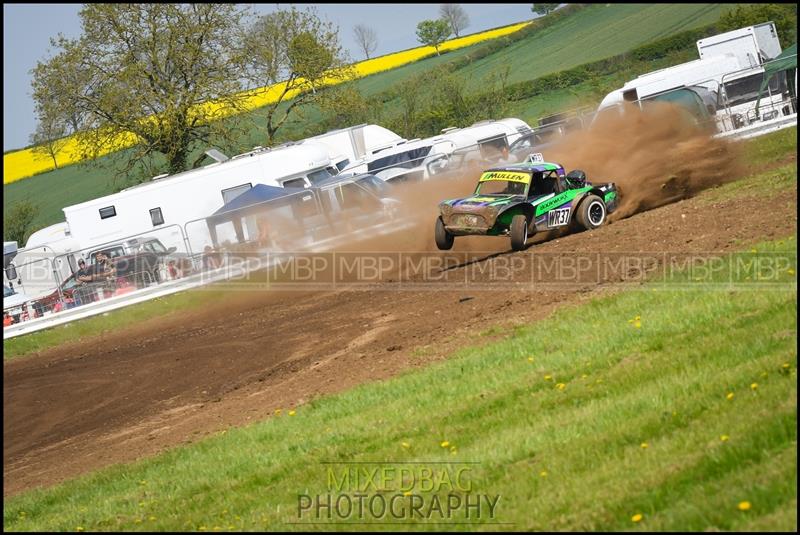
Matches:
[4,116,797,496]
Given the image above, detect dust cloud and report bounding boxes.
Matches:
[546,102,743,219]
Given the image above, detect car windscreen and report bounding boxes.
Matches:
[142,240,168,254]
[354,175,391,197]
[475,170,531,196]
[367,146,432,173]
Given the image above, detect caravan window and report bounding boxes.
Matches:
[99,206,116,219]
[221,183,252,204]
[723,72,786,108]
[150,207,164,226]
[282,177,307,189]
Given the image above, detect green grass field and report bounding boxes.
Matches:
[4,233,796,531]
[3,3,734,232]
[4,127,796,361]
[457,3,726,88]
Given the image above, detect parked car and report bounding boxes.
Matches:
[86,236,177,285]
[3,284,35,324]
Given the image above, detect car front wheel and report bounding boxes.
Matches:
[435,217,454,250]
[510,214,529,251]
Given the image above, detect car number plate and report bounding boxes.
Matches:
[547,207,571,227]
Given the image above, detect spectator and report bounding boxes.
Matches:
[93,251,117,298]
[3,312,13,327]
[202,246,222,271]
[167,259,183,279]
[20,303,30,322]
[73,259,97,305]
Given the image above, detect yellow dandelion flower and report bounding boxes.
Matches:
[788,268,795,275]
[782,363,790,369]
[528,357,534,363]
[556,383,566,391]
[149,516,156,521]
[633,320,642,329]
[750,248,757,253]
[274,409,282,415]
[640,442,649,449]
[635,315,641,321]
[737,501,751,511]
[134,518,142,524]
[726,392,734,400]
[198,527,207,532]
[631,513,643,522]
[441,441,450,448]
[544,375,553,381]
[403,491,413,496]
[720,435,729,442]
[288,410,296,416]
[401,442,410,449]
[539,470,548,477]
[450,446,457,452]
[750,383,758,390]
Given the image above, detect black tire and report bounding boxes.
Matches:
[435,217,454,250]
[576,195,607,230]
[510,214,529,251]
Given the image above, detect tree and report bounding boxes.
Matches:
[532,4,560,16]
[31,4,257,179]
[416,19,452,56]
[29,108,70,169]
[718,4,797,48]
[353,24,378,59]
[439,4,470,38]
[244,6,352,145]
[3,200,39,246]
[315,85,377,134]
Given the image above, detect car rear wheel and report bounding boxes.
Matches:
[510,214,529,251]
[435,217,454,250]
[577,195,606,230]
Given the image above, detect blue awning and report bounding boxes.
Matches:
[210,184,307,218]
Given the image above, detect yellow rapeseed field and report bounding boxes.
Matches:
[3,21,529,185]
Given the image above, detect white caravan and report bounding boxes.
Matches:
[61,142,335,253]
[596,23,790,132]
[5,142,337,297]
[299,124,407,173]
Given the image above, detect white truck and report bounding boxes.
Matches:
[596,23,793,133]
[340,118,534,182]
